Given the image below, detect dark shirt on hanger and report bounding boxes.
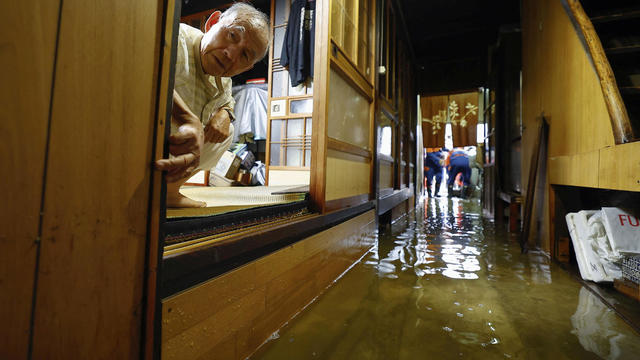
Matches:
[280,0,315,87]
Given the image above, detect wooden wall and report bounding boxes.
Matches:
[0,2,61,358]
[1,1,164,358]
[161,210,376,360]
[324,68,372,204]
[522,0,640,251]
[326,150,370,201]
[379,161,394,191]
[268,169,311,185]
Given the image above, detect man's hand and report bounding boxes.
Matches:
[155,122,205,182]
[204,108,231,143]
[155,91,207,182]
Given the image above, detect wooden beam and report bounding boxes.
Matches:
[310,0,331,213]
[521,117,548,253]
[143,0,181,358]
[563,0,636,143]
[327,138,372,159]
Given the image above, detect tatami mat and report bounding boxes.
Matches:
[166,185,308,218]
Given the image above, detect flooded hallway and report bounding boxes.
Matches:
[253,196,640,359]
[4,0,640,358]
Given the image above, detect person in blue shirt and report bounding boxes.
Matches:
[424,150,444,197]
[447,148,471,197]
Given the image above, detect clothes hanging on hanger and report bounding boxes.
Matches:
[280,0,315,87]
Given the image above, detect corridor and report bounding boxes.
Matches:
[253,197,640,359]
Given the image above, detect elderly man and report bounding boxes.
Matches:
[155,3,270,207]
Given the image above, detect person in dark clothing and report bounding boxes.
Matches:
[424,150,444,197]
[280,0,315,87]
[447,148,471,197]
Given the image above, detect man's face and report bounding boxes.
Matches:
[200,20,266,77]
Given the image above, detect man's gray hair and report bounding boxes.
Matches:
[220,2,271,58]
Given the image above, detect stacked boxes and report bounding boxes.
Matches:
[621,256,640,285]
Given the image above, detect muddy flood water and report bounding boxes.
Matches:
[252,196,640,359]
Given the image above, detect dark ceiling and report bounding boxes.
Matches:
[182,0,521,93]
[181,0,270,16]
[399,0,520,66]
[398,0,520,94]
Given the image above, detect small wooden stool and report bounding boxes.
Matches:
[496,191,523,232]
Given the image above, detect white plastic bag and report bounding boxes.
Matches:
[566,210,622,282]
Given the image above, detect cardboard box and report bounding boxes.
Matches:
[209,173,234,187]
[213,150,241,179]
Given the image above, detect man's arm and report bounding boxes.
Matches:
[203,81,235,143]
[204,107,232,143]
[154,90,205,182]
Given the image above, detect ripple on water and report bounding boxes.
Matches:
[253,196,640,360]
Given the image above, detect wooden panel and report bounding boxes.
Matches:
[31,1,162,358]
[327,67,371,149]
[599,142,640,191]
[330,41,374,101]
[162,210,376,360]
[328,137,372,159]
[548,151,599,188]
[163,285,267,360]
[326,149,371,201]
[268,169,311,185]
[379,161,394,190]
[326,194,371,212]
[0,1,61,358]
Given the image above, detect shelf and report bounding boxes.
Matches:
[606,44,640,55]
[590,8,640,24]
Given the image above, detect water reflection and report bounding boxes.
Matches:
[572,287,640,359]
[254,196,640,360]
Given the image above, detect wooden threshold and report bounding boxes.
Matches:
[164,199,309,244]
[378,187,412,215]
[326,194,371,212]
[161,201,374,297]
